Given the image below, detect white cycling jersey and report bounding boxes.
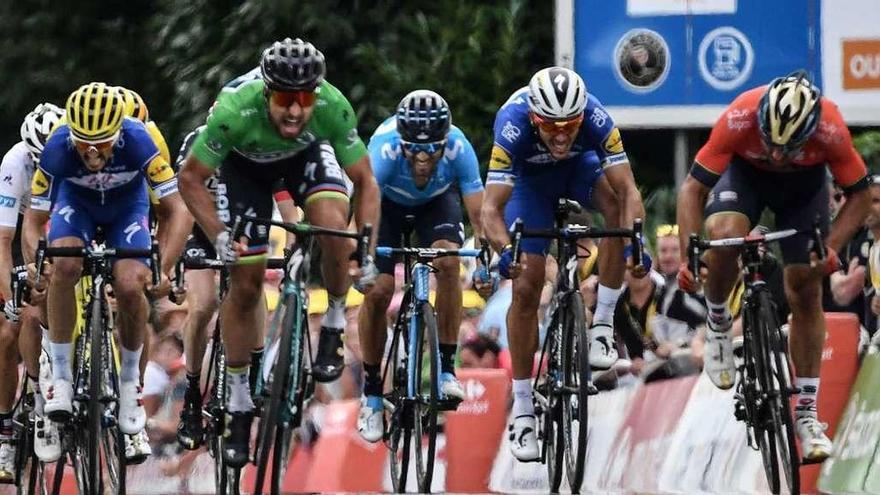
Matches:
[0,142,34,228]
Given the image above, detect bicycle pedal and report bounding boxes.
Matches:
[437,398,462,412]
[801,455,828,465]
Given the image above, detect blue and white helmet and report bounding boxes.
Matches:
[396,90,451,143]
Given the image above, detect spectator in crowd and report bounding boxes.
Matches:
[865,177,880,345]
[459,333,502,369]
[143,334,186,456]
[655,224,682,280]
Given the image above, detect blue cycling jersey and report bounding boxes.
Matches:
[368,116,483,207]
[486,87,629,187]
[32,118,177,211]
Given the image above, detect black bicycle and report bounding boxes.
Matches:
[34,238,161,495]
[244,215,371,495]
[10,375,43,495]
[378,218,484,494]
[687,227,822,495]
[509,199,643,494]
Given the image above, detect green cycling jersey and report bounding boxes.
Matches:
[190,76,367,169]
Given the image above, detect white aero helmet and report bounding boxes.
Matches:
[527,67,588,120]
[758,70,822,151]
[21,102,64,163]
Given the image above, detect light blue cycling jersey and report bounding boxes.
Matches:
[368,116,483,207]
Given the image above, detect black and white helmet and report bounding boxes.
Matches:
[527,67,588,120]
[260,37,326,91]
[396,90,451,143]
[20,103,64,163]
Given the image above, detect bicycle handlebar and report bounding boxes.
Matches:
[34,237,162,288]
[242,215,372,267]
[376,246,482,260]
[509,218,645,267]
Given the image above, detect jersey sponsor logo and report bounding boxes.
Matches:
[124,222,143,244]
[444,139,464,161]
[726,108,753,131]
[380,142,399,160]
[207,140,224,153]
[501,121,521,143]
[346,128,361,148]
[153,179,179,199]
[0,195,15,208]
[240,108,258,117]
[147,158,175,183]
[591,108,609,128]
[32,169,50,196]
[489,145,513,170]
[603,153,629,168]
[58,205,75,224]
[718,190,739,202]
[603,128,624,154]
[2,175,11,185]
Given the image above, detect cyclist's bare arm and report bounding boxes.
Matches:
[676,173,712,251]
[179,155,225,242]
[344,155,380,248]
[155,191,193,276]
[826,186,870,252]
[276,196,301,247]
[0,226,15,302]
[463,191,484,240]
[604,163,646,230]
[481,183,513,254]
[22,208,49,266]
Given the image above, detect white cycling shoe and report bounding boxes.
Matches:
[33,414,61,463]
[44,379,73,422]
[357,396,384,444]
[118,381,147,435]
[508,415,540,462]
[589,323,618,370]
[440,373,465,401]
[704,326,735,390]
[797,416,833,462]
[125,430,152,465]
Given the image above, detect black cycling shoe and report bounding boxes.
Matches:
[222,411,253,468]
[177,401,205,451]
[312,327,345,383]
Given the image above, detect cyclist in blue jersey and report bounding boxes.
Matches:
[481,67,647,461]
[356,90,484,442]
[21,82,192,439]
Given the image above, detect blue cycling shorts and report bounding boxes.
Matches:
[503,152,604,255]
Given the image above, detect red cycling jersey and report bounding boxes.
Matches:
[693,86,868,190]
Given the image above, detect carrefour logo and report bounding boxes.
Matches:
[699,27,754,91]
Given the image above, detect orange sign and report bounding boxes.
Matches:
[843,39,880,89]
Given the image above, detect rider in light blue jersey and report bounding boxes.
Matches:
[356,90,484,443]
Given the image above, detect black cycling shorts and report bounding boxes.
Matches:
[376,188,465,275]
[703,157,829,264]
[217,141,350,252]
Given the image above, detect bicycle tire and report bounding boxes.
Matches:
[745,299,781,493]
[562,293,589,493]
[205,334,229,494]
[387,319,412,493]
[542,313,565,494]
[414,302,439,493]
[14,391,40,495]
[106,328,126,495]
[87,293,103,494]
[253,292,296,495]
[759,291,800,494]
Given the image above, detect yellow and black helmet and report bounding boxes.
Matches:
[116,86,149,122]
[758,70,822,151]
[65,82,124,142]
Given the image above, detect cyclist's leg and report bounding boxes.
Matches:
[701,159,761,389]
[286,142,354,383]
[771,166,833,459]
[107,203,153,435]
[415,189,466,399]
[44,194,91,420]
[574,152,625,368]
[0,318,18,482]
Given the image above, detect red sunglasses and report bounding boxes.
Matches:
[270,89,317,108]
[72,136,117,154]
[531,113,584,135]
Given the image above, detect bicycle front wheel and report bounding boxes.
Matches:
[760,291,800,494]
[536,307,565,493]
[562,293,590,493]
[746,295,781,494]
[387,319,412,493]
[86,295,104,494]
[413,302,440,493]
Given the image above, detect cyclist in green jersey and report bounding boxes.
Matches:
[178,38,380,467]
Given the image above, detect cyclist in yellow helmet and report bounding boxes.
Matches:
[22,82,192,449]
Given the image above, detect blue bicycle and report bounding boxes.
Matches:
[377,239,485,493]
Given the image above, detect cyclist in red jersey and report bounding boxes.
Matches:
[676,70,870,462]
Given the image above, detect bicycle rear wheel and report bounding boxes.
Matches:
[414,302,440,493]
[387,320,412,493]
[760,292,800,494]
[562,294,590,493]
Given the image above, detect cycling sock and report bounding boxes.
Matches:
[40,324,50,351]
[593,284,623,325]
[706,299,732,330]
[363,363,382,398]
[249,347,264,388]
[322,293,346,329]
[512,379,535,417]
[50,341,73,382]
[185,372,201,404]
[439,344,457,375]
[794,376,820,419]
[120,344,143,383]
[227,365,254,413]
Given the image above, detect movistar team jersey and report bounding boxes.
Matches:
[189,71,367,170]
[486,87,629,187]
[31,118,178,211]
[368,116,483,207]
